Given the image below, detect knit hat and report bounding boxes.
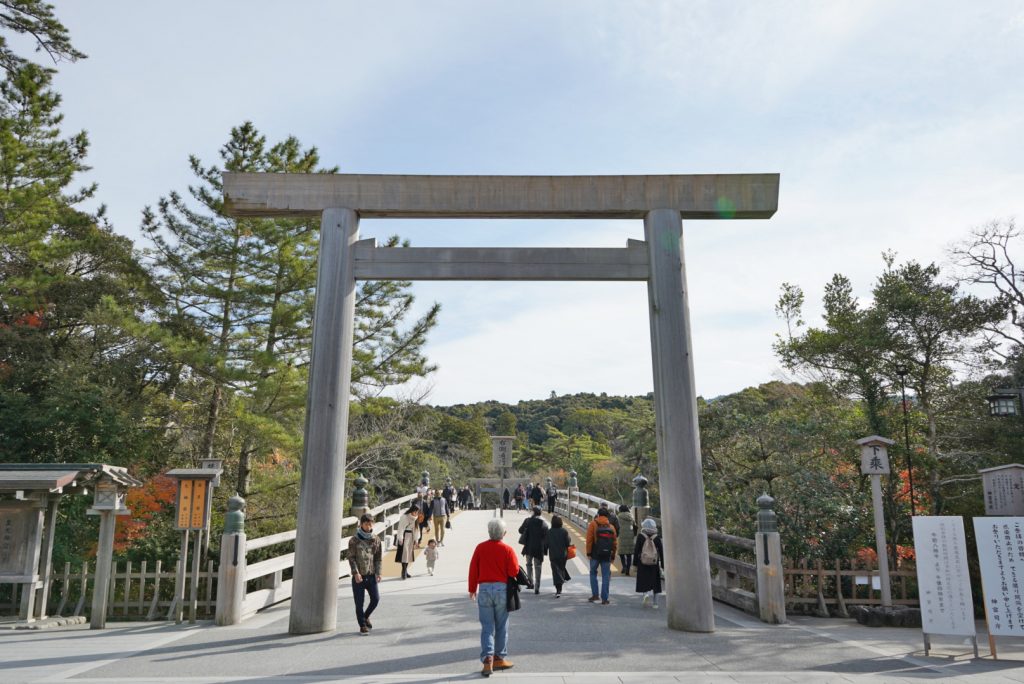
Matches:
[641,518,657,532]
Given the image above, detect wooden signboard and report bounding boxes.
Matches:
[175,479,209,530]
[491,437,514,469]
[0,502,33,576]
[980,465,1024,516]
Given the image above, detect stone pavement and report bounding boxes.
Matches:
[2,510,1024,683]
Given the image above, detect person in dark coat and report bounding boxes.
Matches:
[502,487,511,510]
[633,518,665,607]
[513,484,526,512]
[529,483,543,507]
[546,515,572,597]
[518,506,549,594]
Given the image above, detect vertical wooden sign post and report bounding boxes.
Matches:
[857,435,895,609]
[167,468,221,624]
[491,436,514,519]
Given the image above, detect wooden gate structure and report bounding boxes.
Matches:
[222,172,780,635]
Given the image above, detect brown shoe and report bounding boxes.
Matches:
[601,600,610,605]
[588,595,600,602]
[492,657,514,671]
[481,656,493,677]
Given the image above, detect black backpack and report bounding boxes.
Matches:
[594,523,615,561]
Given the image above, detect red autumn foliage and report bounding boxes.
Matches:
[114,474,178,552]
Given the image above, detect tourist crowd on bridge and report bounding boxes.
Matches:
[352,478,665,677]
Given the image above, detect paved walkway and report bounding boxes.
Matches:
[2,510,1024,683]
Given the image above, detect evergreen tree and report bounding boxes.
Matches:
[142,122,440,499]
[0,0,85,76]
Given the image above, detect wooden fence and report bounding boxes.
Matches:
[0,560,218,621]
[783,558,918,614]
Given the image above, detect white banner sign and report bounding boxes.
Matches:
[973,517,1024,637]
[912,516,975,636]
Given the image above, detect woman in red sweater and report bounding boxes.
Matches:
[468,517,519,677]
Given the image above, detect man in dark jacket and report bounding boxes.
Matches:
[518,507,549,594]
[529,483,543,508]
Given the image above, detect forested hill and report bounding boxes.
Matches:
[437,392,655,446]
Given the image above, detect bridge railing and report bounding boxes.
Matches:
[215,492,418,625]
[552,487,786,624]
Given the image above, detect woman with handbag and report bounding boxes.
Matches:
[546,515,573,598]
[394,504,419,579]
[468,517,519,677]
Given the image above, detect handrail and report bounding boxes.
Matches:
[219,491,423,624]
[708,530,756,551]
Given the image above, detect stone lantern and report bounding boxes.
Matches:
[89,473,133,629]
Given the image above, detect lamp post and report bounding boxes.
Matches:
[894,366,916,516]
[987,386,1024,424]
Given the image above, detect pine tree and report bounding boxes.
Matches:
[143,122,440,498]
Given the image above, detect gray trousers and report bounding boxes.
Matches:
[526,555,543,589]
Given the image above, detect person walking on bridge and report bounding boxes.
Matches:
[546,515,572,597]
[586,507,618,605]
[348,513,382,635]
[634,518,665,608]
[518,506,549,594]
[529,482,543,508]
[615,504,636,576]
[545,482,558,514]
[395,504,419,579]
[469,517,519,677]
[432,490,449,545]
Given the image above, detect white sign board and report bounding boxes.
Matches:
[973,517,1024,636]
[912,516,975,636]
[490,437,513,469]
[980,466,1024,516]
[860,444,891,475]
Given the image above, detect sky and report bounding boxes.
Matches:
[46,1,1024,406]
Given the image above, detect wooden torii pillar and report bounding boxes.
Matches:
[222,172,780,635]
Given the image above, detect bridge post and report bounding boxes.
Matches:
[289,208,360,635]
[215,495,247,626]
[755,493,787,624]
[645,209,715,633]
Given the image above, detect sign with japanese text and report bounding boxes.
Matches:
[0,502,33,575]
[974,516,1024,637]
[913,516,974,636]
[860,443,890,475]
[491,436,514,469]
[981,466,1024,516]
[175,479,209,530]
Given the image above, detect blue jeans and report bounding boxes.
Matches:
[477,582,509,662]
[590,558,611,601]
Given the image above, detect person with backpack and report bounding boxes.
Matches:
[518,506,549,594]
[585,507,618,605]
[615,504,636,576]
[633,518,665,607]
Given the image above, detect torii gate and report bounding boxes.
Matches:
[222,172,779,635]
